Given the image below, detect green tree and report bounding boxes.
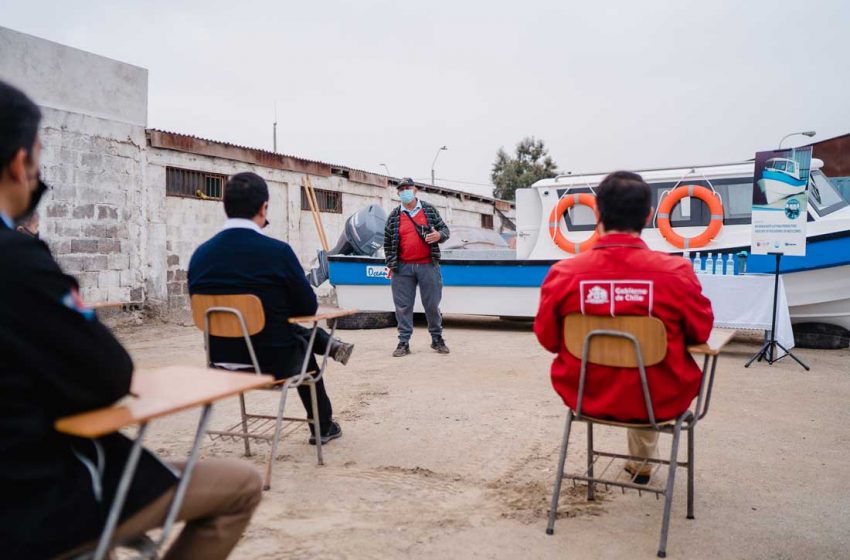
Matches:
[491,137,559,200]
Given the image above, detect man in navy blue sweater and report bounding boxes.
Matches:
[188,172,353,444]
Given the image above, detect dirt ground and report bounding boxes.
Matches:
[115,316,850,560]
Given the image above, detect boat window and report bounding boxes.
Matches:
[809,170,849,216]
[567,203,596,227]
[714,182,752,222]
[554,187,597,231]
[648,178,753,228]
[787,161,797,175]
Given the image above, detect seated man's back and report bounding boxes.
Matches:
[189,221,318,369]
[535,172,714,423]
[189,172,348,443]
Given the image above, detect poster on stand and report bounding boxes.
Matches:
[751,146,811,256]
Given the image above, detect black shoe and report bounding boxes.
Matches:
[431,336,450,354]
[624,463,651,485]
[309,420,342,445]
[332,341,355,365]
[392,342,410,357]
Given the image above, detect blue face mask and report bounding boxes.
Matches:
[399,189,415,204]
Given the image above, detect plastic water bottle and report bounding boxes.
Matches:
[693,252,702,274]
[736,251,748,275]
[706,252,714,275]
[725,253,735,276]
[683,250,690,264]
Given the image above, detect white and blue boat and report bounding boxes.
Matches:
[759,157,808,204]
[329,159,850,329]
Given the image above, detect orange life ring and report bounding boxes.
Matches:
[548,193,600,254]
[656,185,724,250]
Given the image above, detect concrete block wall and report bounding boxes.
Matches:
[38,107,148,304]
[146,149,294,313]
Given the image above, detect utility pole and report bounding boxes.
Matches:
[273,102,278,153]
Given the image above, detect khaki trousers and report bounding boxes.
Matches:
[626,428,659,475]
[65,458,262,560]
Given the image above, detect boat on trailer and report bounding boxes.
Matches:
[328,159,850,329]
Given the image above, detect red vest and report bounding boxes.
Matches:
[398,210,432,264]
[534,233,714,422]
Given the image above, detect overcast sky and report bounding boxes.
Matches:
[2,0,849,196]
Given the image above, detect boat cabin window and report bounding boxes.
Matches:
[554,187,597,231]
[766,159,784,171]
[648,178,753,228]
[808,170,849,216]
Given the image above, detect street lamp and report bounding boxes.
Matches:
[778,130,816,149]
[380,163,391,177]
[431,145,447,186]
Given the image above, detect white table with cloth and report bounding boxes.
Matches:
[696,273,795,350]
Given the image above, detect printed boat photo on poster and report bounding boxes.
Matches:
[751,146,812,256]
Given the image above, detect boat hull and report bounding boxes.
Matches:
[759,169,807,204]
[329,232,850,329]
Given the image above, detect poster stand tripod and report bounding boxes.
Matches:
[745,252,810,370]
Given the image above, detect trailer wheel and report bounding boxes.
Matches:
[792,322,850,350]
[335,311,397,330]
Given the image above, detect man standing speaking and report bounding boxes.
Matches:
[384,178,450,357]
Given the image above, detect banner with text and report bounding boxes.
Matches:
[751,146,811,256]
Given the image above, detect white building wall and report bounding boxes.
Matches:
[145,149,293,311]
[148,153,394,315]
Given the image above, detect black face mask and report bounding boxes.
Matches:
[23,176,49,218]
[17,226,39,239]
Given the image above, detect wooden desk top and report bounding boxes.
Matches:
[55,366,274,438]
[688,328,737,356]
[288,307,359,324]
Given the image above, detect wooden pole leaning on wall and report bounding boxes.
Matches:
[302,175,330,251]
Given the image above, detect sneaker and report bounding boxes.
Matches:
[332,341,355,365]
[624,462,651,485]
[309,420,342,445]
[431,336,450,354]
[392,342,410,357]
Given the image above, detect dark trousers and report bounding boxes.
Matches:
[288,324,334,436]
[210,325,335,436]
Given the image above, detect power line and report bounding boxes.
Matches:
[413,177,494,187]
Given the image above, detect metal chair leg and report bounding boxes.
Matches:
[687,427,695,520]
[587,421,595,501]
[309,380,324,466]
[264,383,290,491]
[238,393,252,457]
[657,422,683,558]
[546,410,574,535]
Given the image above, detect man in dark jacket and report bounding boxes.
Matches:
[383,178,451,357]
[0,80,262,559]
[188,172,353,444]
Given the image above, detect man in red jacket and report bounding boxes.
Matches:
[534,171,713,483]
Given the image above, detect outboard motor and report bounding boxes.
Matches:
[309,204,387,286]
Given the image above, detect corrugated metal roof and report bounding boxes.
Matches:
[147,128,334,168]
[146,128,514,207]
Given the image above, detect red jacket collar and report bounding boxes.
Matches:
[593,232,648,250]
